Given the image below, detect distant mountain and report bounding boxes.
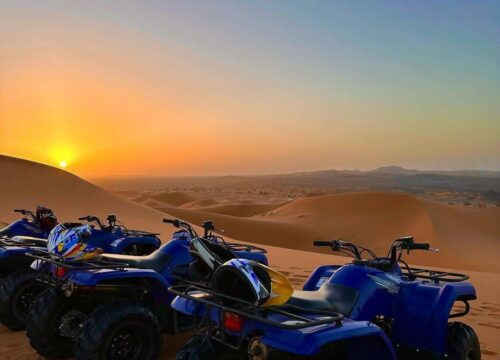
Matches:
[367,166,500,178]
[369,166,420,175]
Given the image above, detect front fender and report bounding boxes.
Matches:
[393,281,476,353]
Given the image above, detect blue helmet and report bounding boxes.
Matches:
[47,223,102,261]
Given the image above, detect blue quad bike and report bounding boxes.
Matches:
[168,236,479,360]
[25,219,268,359]
[0,207,58,277]
[0,213,162,330]
[0,207,57,240]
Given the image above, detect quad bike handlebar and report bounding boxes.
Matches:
[313,236,438,271]
[14,209,35,220]
[163,218,224,239]
[78,215,120,231]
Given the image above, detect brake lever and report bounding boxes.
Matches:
[428,247,440,252]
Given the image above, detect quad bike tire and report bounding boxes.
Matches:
[447,322,481,360]
[0,269,45,330]
[75,300,161,360]
[27,288,90,358]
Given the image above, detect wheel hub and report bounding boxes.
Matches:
[110,331,135,359]
[248,337,268,360]
[18,291,36,314]
[107,326,145,360]
[57,309,87,338]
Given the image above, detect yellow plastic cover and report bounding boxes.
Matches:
[260,264,294,307]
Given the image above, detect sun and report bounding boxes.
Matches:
[59,160,68,168]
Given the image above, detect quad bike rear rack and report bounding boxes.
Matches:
[26,250,131,287]
[169,283,343,351]
[401,266,469,283]
[0,237,46,248]
[225,242,267,254]
[124,229,161,237]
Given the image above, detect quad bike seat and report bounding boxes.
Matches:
[286,283,359,316]
[8,236,48,247]
[102,252,171,272]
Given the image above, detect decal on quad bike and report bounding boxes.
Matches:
[367,274,400,294]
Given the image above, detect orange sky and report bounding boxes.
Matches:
[1,2,499,176]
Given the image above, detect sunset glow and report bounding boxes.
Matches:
[0,1,498,177]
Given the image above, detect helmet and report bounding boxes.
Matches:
[35,206,58,232]
[47,223,102,262]
[211,259,293,307]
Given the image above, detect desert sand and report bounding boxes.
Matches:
[0,155,499,359]
[133,190,500,273]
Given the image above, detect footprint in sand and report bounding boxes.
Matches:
[480,342,499,357]
[478,322,500,330]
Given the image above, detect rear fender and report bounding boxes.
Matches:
[261,320,395,359]
[1,246,41,259]
[65,268,172,302]
[107,236,161,253]
[393,281,476,353]
[235,251,268,265]
[170,298,395,359]
[171,294,207,317]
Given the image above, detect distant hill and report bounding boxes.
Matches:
[93,166,500,205]
[0,155,168,234]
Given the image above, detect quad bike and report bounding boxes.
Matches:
[168,236,479,360]
[0,207,57,239]
[25,218,268,359]
[0,207,58,277]
[0,214,162,330]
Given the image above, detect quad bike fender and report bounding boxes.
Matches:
[0,219,45,238]
[108,236,161,253]
[234,251,268,265]
[262,320,396,359]
[302,264,344,291]
[171,294,207,317]
[1,246,41,259]
[62,268,173,301]
[392,281,476,353]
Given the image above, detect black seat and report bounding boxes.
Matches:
[286,283,359,316]
[102,251,171,272]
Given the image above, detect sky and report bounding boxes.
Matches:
[0,1,499,176]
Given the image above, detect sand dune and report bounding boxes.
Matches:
[184,202,286,217]
[0,155,170,235]
[156,192,500,272]
[151,191,197,207]
[180,198,219,209]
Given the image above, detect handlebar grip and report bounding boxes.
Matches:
[410,243,430,250]
[14,209,23,213]
[78,217,87,221]
[313,240,332,247]
[163,219,181,227]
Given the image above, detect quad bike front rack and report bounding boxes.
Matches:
[169,282,344,351]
